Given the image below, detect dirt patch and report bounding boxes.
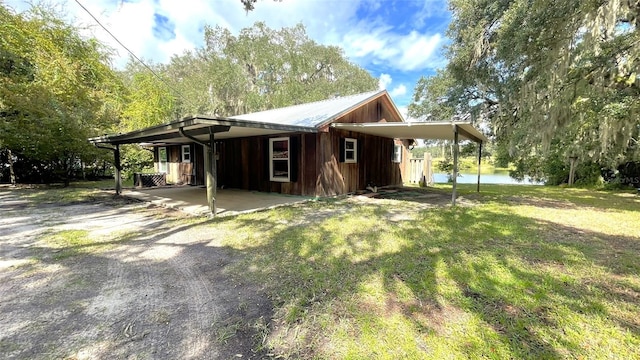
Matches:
[346,186,477,217]
[0,189,271,359]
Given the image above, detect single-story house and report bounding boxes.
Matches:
[89,90,487,214]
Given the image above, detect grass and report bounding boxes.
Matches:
[42,230,94,260]
[211,184,640,359]
[3,178,134,205]
[6,180,639,358]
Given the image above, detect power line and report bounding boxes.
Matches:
[73,0,186,103]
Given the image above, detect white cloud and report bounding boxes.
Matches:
[6,0,367,68]
[378,73,392,90]
[4,0,447,86]
[378,74,407,98]
[396,106,409,121]
[413,0,450,28]
[390,84,407,97]
[341,27,443,71]
[396,32,442,71]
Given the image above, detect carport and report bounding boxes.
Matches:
[89,116,317,216]
[123,186,311,216]
[331,121,488,205]
[90,115,487,213]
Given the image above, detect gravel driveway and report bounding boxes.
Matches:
[0,189,271,359]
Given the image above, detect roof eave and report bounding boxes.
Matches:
[331,121,489,143]
[89,116,318,145]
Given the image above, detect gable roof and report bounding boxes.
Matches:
[88,90,405,145]
[230,90,401,127]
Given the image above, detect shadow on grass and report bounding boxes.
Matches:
[215,197,640,358]
[4,186,638,359]
[454,183,640,212]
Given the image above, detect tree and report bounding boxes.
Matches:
[0,4,122,184]
[161,22,377,117]
[119,60,176,131]
[410,0,640,184]
[240,0,282,12]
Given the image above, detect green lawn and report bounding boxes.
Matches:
[210,184,640,359]
[13,182,639,358]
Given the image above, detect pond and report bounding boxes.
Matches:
[433,170,543,185]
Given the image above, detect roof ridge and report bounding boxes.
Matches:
[236,89,383,116]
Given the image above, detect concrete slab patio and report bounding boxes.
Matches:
[123,186,312,216]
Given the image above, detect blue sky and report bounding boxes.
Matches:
[5,0,451,116]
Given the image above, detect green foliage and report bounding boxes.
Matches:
[120,145,154,180]
[119,61,176,131]
[410,0,640,183]
[164,22,377,117]
[0,4,122,184]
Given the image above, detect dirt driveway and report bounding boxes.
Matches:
[0,189,271,359]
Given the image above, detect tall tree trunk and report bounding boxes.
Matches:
[568,156,578,186]
[7,149,16,186]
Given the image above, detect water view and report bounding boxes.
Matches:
[433,170,543,185]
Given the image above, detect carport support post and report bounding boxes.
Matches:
[114,144,122,196]
[452,125,459,206]
[477,141,482,192]
[205,128,217,216]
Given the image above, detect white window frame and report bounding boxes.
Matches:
[158,146,168,173]
[269,137,290,182]
[344,138,357,163]
[181,145,191,163]
[393,144,403,163]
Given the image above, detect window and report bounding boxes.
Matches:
[158,147,168,173]
[344,138,357,163]
[181,145,191,163]
[393,144,403,163]
[269,137,290,182]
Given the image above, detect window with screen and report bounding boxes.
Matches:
[393,144,402,163]
[269,137,290,182]
[182,145,191,163]
[344,138,357,163]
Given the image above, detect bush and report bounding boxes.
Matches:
[120,145,154,180]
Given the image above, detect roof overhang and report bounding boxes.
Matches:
[331,121,488,143]
[89,116,318,145]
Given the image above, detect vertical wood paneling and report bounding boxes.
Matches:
[241,138,250,189]
[302,133,317,195]
[195,144,204,186]
[157,94,404,196]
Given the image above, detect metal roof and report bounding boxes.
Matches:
[229,90,390,127]
[331,122,488,143]
[89,90,400,145]
[88,91,488,146]
[88,116,317,145]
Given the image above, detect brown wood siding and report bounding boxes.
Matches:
[178,144,194,185]
[314,96,404,195]
[149,94,403,195]
[194,144,204,186]
[315,129,402,195]
[217,133,314,196]
[395,139,411,183]
[151,144,199,185]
